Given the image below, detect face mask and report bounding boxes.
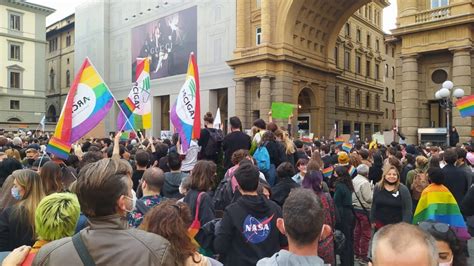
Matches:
[11,186,21,200]
[125,189,137,212]
[439,257,453,266]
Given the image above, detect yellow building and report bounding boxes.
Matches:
[229,0,393,140]
[392,0,474,144]
[0,0,54,129]
[45,14,74,123]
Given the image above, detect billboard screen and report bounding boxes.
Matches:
[131,6,197,80]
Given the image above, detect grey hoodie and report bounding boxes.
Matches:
[257,250,326,266]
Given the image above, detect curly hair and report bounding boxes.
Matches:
[140,200,201,265]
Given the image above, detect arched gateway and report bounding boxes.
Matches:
[228,0,378,137]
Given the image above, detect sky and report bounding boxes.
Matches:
[30,0,398,32]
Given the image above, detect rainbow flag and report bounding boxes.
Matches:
[46,58,114,159]
[118,58,152,130]
[348,165,356,176]
[413,184,471,240]
[335,137,344,146]
[457,95,474,117]
[170,53,201,153]
[342,143,353,153]
[323,166,334,178]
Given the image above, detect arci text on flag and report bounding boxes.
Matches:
[46,58,114,159]
[117,58,152,130]
[170,53,201,153]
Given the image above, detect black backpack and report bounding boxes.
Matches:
[212,176,234,213]
[204,128,224,157]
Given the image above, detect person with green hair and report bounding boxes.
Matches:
[2,192,80,265]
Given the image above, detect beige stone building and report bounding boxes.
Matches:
[229,0,393,140]
[45,14,74,123]
[0,0,54,129]
[392,0,474,144]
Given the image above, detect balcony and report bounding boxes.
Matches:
[415,6,451,23]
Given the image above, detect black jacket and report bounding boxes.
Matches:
[162,172,188,199]
[184,190,215,248]
[214,195,287,266]
[222,131,251,169]
[271,178,300,207]
[0,207,34,251]
[461,185,474,216]
[265,141,286,167]
[442,164,470,205]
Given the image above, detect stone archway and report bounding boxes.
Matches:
[230,0,375,137]
[47,105,57,122]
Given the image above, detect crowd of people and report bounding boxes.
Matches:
[0,112,472,265]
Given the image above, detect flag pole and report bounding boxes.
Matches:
[86,57,142,144]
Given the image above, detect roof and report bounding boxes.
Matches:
[5,0,55,15]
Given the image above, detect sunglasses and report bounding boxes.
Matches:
[418,220,450,233]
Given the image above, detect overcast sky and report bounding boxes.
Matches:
[29,0,398,32]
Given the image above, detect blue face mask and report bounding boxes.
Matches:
[11,186,22,200]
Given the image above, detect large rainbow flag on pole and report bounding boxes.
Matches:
[413,184,471,240]
[170,53,201,153]
[46,58,114,159]
[117,58,152,130]
[456,95,474,117]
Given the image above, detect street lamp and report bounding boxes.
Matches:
[434,80,465,147]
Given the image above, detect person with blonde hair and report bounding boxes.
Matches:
[370,165,412,232]
[0,169,45,251]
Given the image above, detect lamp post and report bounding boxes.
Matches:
[434,80,465,147]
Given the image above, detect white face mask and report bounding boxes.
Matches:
[439,256,453,266]
[125,189,137,212]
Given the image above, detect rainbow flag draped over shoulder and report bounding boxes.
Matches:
[117,58,152,130]
[413,184,471,240]
[457,95,474,117]
[170,53,201,153]
[46,58,114,159]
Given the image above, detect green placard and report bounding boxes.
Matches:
[271,102,295,119]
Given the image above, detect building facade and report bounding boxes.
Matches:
[393,0,474,144]
[0,0,54,129]
[230,0,391,140]
[75,0,236,137]
[45,14,74,123]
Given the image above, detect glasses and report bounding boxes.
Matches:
[418,220,450,233]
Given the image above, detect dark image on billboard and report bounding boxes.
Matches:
[131,6,197,80]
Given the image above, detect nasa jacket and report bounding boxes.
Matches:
[214,194,288,266]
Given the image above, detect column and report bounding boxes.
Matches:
[234,78,247,127]
[361,122,366,141]
[259,76,271,119]
[338,120,343,136]
[261,0,272,44]
[236,1,247,48]
[400,54,419,144]
[451,47,473,144]
[350,121,355,135]
[325,84,337,138]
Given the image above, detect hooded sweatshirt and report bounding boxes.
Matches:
[214,194,287,266]
[161,171,188,199]
[257,250,325,266]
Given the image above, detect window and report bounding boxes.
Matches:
[9,13,21,31]
[385,108,389,119]
[366,60,371,77]
[366,93,371,108]
[344,51,351,71]
[10,100,20,110]
[334,46,339,68]
[431,0,449,8]
[391,47,395,58]
[365,6,368,18]
[345,23,350,37]
[335,86,339,105]
[9,71,20,89]
[66,70,71,87]
[368,6,372,21]
[344,88,350,106]
[49,69,55,91]
[356,56,361,74]
[392,89,395,103]
[385,44,389,55]
[385,87,389,101]
[256,0,261,8]
[67,58,70,64]
[256,27,262,45]
[49,38,58,53]
[66,35,71,47]
[392,67,395,79]
[367,34,371,47]
[385,64,389,78]
[9,43,21,61]
[376,39,380,52]
[356,29,361,42]
[375,64,380,80]
[356,91,361,107]
[376,95,380,110]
